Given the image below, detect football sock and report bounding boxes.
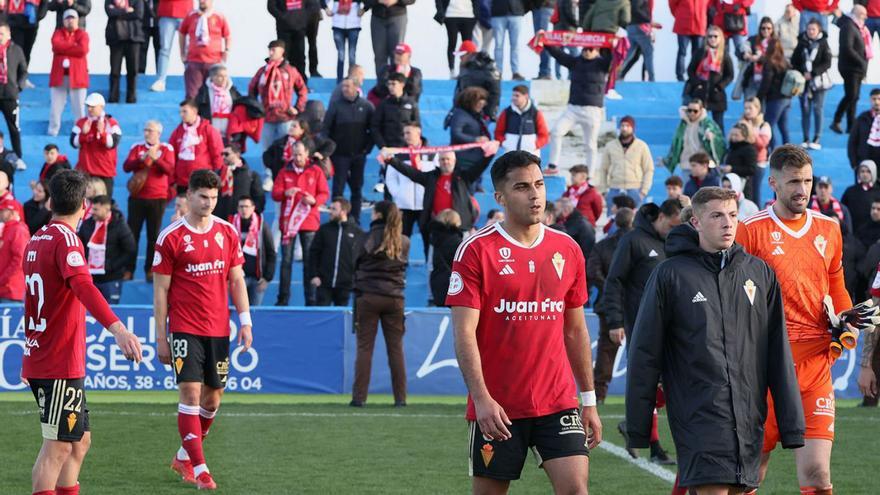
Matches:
[650,410,660,443]
[55,484,79,495]
[800,486,832,495]
[176,446,190,461]
[670,475,687,495]
[178,404,207,471]
[32,491,55,495]
[199,406,217,440]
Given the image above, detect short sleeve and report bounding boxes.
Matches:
[55,238,90,282]
[445,244,482,309]
[220,16,230,37]
[565,248,588,309]
[179,15,192,35]
[152,236,175,275]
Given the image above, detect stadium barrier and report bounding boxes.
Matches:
[0,305,868,399]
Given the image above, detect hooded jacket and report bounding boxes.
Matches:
[837,13,868,76]
[267,0,319,32]
[371,94,420,148]
[626,224,804,488]
[847,110,880,169]
[602,205,666,332]
[842,160,880,234]
[587,223,631,314]
[454,52,501,119]
[429,221,463,306]
[724,173,759,220]
[790,30,832,82]
[105,0,145,44]
[50,27,89,89]
[669,0,710,36]
[308,218,364,291]
[665,106,727,173]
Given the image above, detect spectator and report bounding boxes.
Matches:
[363,0,414,75]
[719,122,757,199]
[169,99,224,194]
[555,197,595,261]
[791,19,831,150]
[664,98,726,177]
[0,131,24,184]
[474,0,492,53]
[665,175,684,201]
[6,0,45,74]
[138,0,158,74]
[684,25,733,131]
[267,0,313,80]
[23,179,50,234]
[683,152,721,197]
[587,206,634,403]
[149,0,190,92]
[0,169,23,219]
[323,77,374,222]
[529,0,554,80]
[0,23,26,158]
[545,43,611,171]
[709,0,750,61]
[795,0,839,32]
[305,0,322,78]
[105,0,144,104]
[494,84,549,156]
[809,176,852,234]
[721,172,758,219]
[489,0,525,79]
[595,115,654,209]
[0,197,26,302]
[370,42,422,105]
[249,39,308,151]
[179,0,231,99]
[550,0,582,80]
[861,0,880,40]
[232,195,276,306]
[77,194,136,303]
[831,4,869,134]
[371,72,419,149]
[739,96,770,205]
[384,123,435,255]
[351,200,409,407]
[123,120,172,280]
[740,16,775,102]
[619,0,657,82]
[47,0,91,28]
[215,143,263,221]
[330,63,365,104]
[434,0,477,78]
[453,40,500,119]
[859,199,880,248]
[847,88,880,171]
[776,4,800,58]
[428,208,462,305]
[71,93,122,196]
[329,0,363,82]
[842,160,880,234]
[382,147,487,233]
[195,63,241,139]
[263,117,335,180]
[756,38,791,149]
[272,140,329,306]
[562,164,602,226]
[48,9,88,137]
[308,197,363,306]
[445,86,491,192]
[670,0,710,82]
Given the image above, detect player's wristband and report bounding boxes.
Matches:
[239,312,252,327]
[580,391,597,407]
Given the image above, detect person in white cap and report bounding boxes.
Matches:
[48,9,90,137]
[71,93,122,197]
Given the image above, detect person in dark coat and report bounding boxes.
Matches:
[857,199,880,249]
[555,198,595,264]
[790,21,832,149]
[308,197,364,306]
[137,0,157,73]
[195,64,243,131]
[0,24,28,159]
[842,160,880,235]
[370,72,419,149]
[232,195,276,306]
[756,38,792,149]
[214,144,264,221]
[445,86,493,192]
[370,42,422,103]
[267,0,316,81]
[453,40,501,119]
[719,122,757,200]
[684,25,734,132]
[831,5,869,134]
[23,179,51,234]
[626,187,805,492]
[105,0,144,103]
[847,88,880,171]
[77,194,137,303]
[428,209,463,306]
[6,0,48,69]
[262,117,336,180]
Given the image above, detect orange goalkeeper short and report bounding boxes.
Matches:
[763,339,835,454]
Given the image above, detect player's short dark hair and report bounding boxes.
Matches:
[90,194,112,206]
[188,169,221,191]
[44,143,59,152]
[237,195,254,205]
[48,170,87,215]
[332,196,351,213]
[180,99,199,110]
[490,150,541,188]
[612,194,636,210]
[769,144,812,172]
[689,152,711,166]
[512,84,529,95]
[659,198,684,218]
[665,176,683,188]
[569,164,589,176]
[691,187,738,216]
[615,207,634,228]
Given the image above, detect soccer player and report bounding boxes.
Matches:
[153,169,252,490]
[22,170,142,495]
[447,151,602,494]
[736,145,853,495]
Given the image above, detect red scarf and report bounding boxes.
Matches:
[114,0,130,8]
[0,40,9,85]
[754,37,769,82]
[208,80,233,117]
[528,31,617,54]
[564,183,590,207]
[282,136,300,163]
[282,198,311,245]
[696,48,722,81]
[220,162,241,196]
[337,0,353,14]
[809,196,844,222]
[7,0,38,15]
[286,0,303,9]
[378,141,500,163]
[233,212,262,278]
[87,219,109,275]
[261,60,288,112]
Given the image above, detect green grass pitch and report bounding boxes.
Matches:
[0,393,877,494]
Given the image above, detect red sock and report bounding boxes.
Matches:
[33,491,55,495]
[199,407,216,440]
[178,404,206,469]
[56,485,79,495]
[650,411,660,443]
[800,487,832,495]
[670,474,687,495]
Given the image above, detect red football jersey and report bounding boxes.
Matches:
[446,223,588,421]
[153,216,244,337]
[21,221,92,379]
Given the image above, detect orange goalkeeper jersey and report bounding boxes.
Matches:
[736,207,851,342]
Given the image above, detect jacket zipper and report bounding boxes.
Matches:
[714,273,743,485]
[331,224,342,288]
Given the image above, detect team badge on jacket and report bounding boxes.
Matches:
[743,279,756,306]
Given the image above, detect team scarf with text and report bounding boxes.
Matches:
[87,219,109,275]
[527,31,616,54]
[378,141,500,164]
[233,212,263,278]
[696,47,722,81]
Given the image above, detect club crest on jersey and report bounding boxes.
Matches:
[743,279,757,306]
[215,232,224,249]
[552,252,565,280]
[814,235,827,257]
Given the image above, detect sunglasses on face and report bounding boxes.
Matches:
[686,108,700,114]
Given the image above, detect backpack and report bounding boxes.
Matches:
[781,70,806,97]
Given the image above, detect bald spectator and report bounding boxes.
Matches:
[48,9,88,137]
[71,92,122,196]
[249,39,308,152]
[169,99,223,194]
[179,0,231,99]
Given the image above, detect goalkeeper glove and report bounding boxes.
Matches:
[823,297,880,358]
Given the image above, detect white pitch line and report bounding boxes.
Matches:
[598,440,677,484]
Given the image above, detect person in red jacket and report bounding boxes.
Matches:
[562,164,603,227]
[671,0,711,81]
[123,119,174,281]
[151,0,192,92]
[71,92,122,197]
[271,140,328,306]
[49,9,89,137]
[178,0,232,99]
[0,198,28,302]
[249,39,308,151]
[795,0,841,32]
[709,0,753,61]
[169,99,223,195]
